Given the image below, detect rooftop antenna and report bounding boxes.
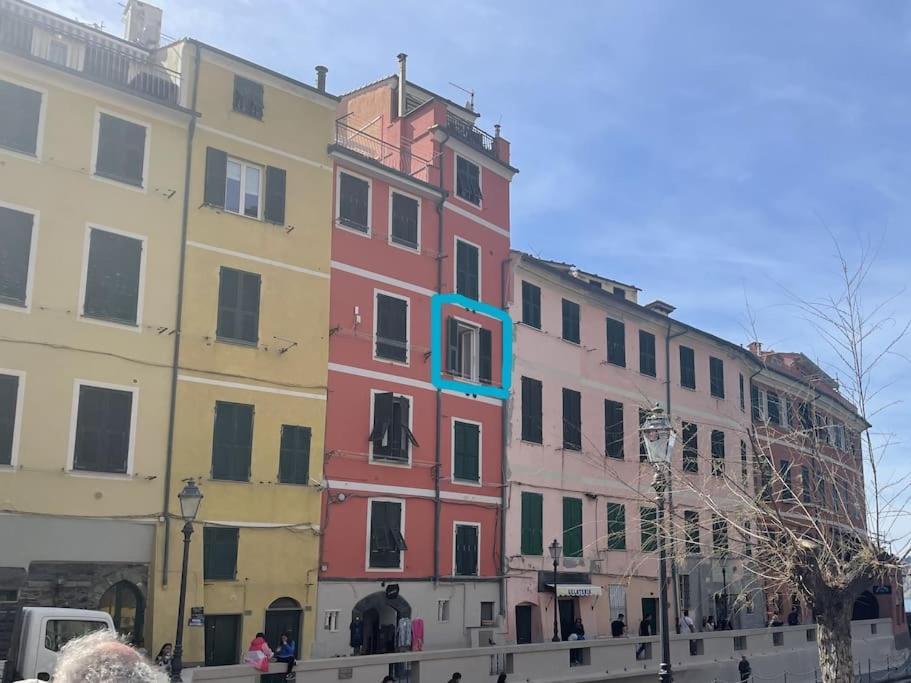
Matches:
[448,81,475,112]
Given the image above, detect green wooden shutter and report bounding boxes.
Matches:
[204,527,239,580]
[640,507,657,552]
[204,147,227,208]
[0,374,18,466]
[521,377,542,443]
[264,166,286,224]
[211,402,253,481]
[0,206,34,306]
[278,425,311,484]
[606,502,626,550]
[604,400,624,459]
[0,80,41,154]
[83,229,142,325]
[606,318,626,366]
[478,328,492,383]
[73,385,132,474]
[562,389,581,451]
[453,421,479,482]
[455,525,479,576]
[369,392,394,457]
[446,317,460,374]
[563,497,583,557]
[521,492,543,555]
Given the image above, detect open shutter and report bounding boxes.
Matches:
[370,392,393,457]
[454,421,479,482]
[446,317,459,374]
[204,147,227,208]
[456,525,478,576]
[521,492,543,555]
[563,497,583,557]
[264,166,287,225]
[478,328,492,383]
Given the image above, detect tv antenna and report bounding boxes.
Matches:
[449,81,475,112]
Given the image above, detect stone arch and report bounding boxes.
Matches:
[352,590,412,655]
[98,580,145,646]
[852,591,880,621]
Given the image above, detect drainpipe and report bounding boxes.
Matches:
[161,41,201,588]
[664,318,686,631]
[499,256,510,619]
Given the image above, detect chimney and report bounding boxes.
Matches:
[397,53,407,117]
[123,0,163,49]
[315,65,328,93]
[645,300,676,317]
[747,341,763,355]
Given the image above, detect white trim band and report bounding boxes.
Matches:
[326,479,501,505]
[178,374,326,400]
[188,241,329,279]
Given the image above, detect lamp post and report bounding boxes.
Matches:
[548,539,562,642]
[640,405,677,683]
[171,479,203,682]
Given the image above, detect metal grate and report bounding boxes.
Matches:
[446,111,497,158]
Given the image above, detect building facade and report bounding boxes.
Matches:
[313,56,516,658]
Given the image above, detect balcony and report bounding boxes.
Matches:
[334,117,434,184]
[445,111,498,160]
[0,6,180,105]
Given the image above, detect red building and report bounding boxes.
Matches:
[313,55,516,657]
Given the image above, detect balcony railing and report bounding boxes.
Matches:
[335,118,433,184]
[445,111,497,159]
[0,8,180,105]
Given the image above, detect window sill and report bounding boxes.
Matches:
[208,477,252,484]
[66,469,132,480]
[203,203,270,224]
[203,577,240,584]
[517,321,542,332]
[560,337,581,347]
[604,360,626,369]
[679,384,697,392]
[373,354,410,368]
[81,312,139,329]
[0,144,39,162]
[520,439,544,447]
[335,218,371,236]
[369,457,412,469]
[452,477,482,488]
[0,299,28,313]
[452,194,482,210]
[93,170,144,190]
[215,336,259,348]
[366,566,404,573]
[389,237,420,253]
[231,108,264,121]
[710,394,726,401]
[638,371,658,381]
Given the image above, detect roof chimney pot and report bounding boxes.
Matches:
[397,53,407,117]
[748,341,763,355]
[315,65,328,92]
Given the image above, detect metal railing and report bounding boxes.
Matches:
[445,111,497,159]
[335,119,433,183]
[0,8,180,105]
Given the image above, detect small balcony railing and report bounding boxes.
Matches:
[445,111,497,159]
[0,7,180,105]
[335,118,433,183]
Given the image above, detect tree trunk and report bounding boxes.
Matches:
[817,604,853,683]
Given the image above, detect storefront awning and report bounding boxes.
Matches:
[547,583,603,598]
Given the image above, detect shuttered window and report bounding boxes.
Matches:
[520,492,543,555]
[606,318,626,367]
[204,527,239,580]
[710,429,725,475]
[562,388,581,451]
[709,356,725,398]
[338,172,369,231]
[606,502,626,550]
[454,524,479,576]
[263,166,286,225]
[446,317,490,383]
[638,408,648,461]
[639,330,656,377]
[682,422,698,473]
[0,205,34,307]
[479,328,492,384]
[740,440,749,484]
[801,465,812,503]
[95,113,146,186]
[640,507,657,552]
[0,374,19,466]
[684,510,700,554]
[779,459,793,499]
[225,158,261,218]
[453,420,480,483]
[369,500,406,568]
[750,384,762,423]
[73,385,133,474]
[767,391,781,425]
[521,377,542,444]
[455,156,482,205]
[375,293,408,363]
[83,228,142,325]
[712,516,728,555]
[217,267,260,344]
[522,281,541,329]
[0,79,41,155]
[211,401,253,481]
[679,346,696,389]
[278,425,311,485]
[561,299,580,343]
[738,373,745,412]
[390,192,419,249]
[455,239,479,300]
[370,392,417,463]
[604,399,624,459]
[232,76,264,119]
[562,497,583,558]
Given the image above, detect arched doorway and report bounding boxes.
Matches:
[98,581,144,646]
[352,590,411,655]
[264,597,302,657]
[852,591,880,621]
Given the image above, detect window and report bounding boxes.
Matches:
[562,388,581,451]
[446,317,491,383]
[801,466,812,504]
[759,455,773,501]
[94,113,146,187]
[278,425,311,485]
[480,602,495,623]
[740,440,748,485]
[455,239,480,300]
[739,373,745,411]
[521,281,541,328]
[369,500,406,569]
[390,191,419,249]
[712,516,728,555]
[521,377,543,443]
[232,75,264,119]
[562,497,583,557]
[203,527,239,580]
[0,79,42,155]
[437,599,450,622]
[710,430,725,475]
[561,299,580,343]
[751,384,765,423]
[456,155,481,205]
[767,391,781,425]
[779,460,793,499]
[0,205,35,307]
[72,384,133,474]
[709,357,724,398]
[798,402,813,431]
[612,286,626,299]
[44,620,108,652]
[521,491,543,555]
[679,346,696,389]
[48,40,68,65]
[204,148,286,224]
[370,392,417,463]
[337,171,370,231]
[211,401,253,481]
[0,373,21,466]
[606,318,626,367]
[216,267,261,345]
[606,502,626,550]
[604,399,624,459]
[682,422,698,473]
[225,158,262,219]
[82,228,143,326]
[375,292,409,363]
[639,330,656,377]
[323,610,339,632]
[684,511,700,554]
[454,524,479,576]
[640,507,657,552]
[638,408,648,461]
[453,420,480,483]
[679,574,692,610]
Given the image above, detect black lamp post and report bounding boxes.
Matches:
[548,539,562,642]
[640,405,677,683]
[171,479,203,682]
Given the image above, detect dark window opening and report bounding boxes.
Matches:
[679,346,696,389]
[216,267,260,345]
[521,281,541,328]
[369,500,406,568]
[562,388,582,451]
[375,293,408,363]
[684,510,700,554]
[640,507,657,552]
[710,430,725,475]
[767,391,781,425]
[712,517,728,555]
[0,205,34,307]
[562,497,583,557]
[521,377,543,443]
[83,228,142,325]
[455,239,480,300]
[0,373,19,466]
[453,420,480,483]
[73,385,132,474]
[0,79,41,155]
[604,399,624,459]
[606,318,626,367]
[390,192,419,248]
[639,330,656,377]
[562,299,580,343]
[454,524,479,576]
[204,527,239,580]
[709,356,725,398]
[338,172,370,231]
[606,502,626,550]
[278,425,311,485]
[456,156,482,205]
[211,401,253,481]
[95,113,146,186]
[682,422,698,473]
[370,392,417,463]
[232,76,264,119]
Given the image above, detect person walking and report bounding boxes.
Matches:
[635,614,653,660]
[704,615,716,631]
[244,633,273,673]
[497,674,507,683]
[738,654,752,682]
[610,613,626,637]
[447,673,462,683]
[274,631,296,679]
[679,609,696,656]
[787,606,800,626]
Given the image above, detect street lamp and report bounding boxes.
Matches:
[549,539,562,642]
[640,405,676,683]
[171,479,203,682]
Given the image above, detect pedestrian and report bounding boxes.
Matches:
[610,613,626,637]
[274,631,296,679]
[350,615,364,655]
[447,673,462,683]
[768,612,783,627]
[154,643,173,674]
[787,606,800,626]
[678,609,695,633]
[738,654,752,682]
[635,614,653,659]
[573,618,585,640]
[497,674,507,683]
[382,677,395,683]
[705,615,716,632]
[244,632,273,673]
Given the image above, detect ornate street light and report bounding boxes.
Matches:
[548,539,562,642]
[171,479,203,682]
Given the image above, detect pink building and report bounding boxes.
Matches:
[314,56,517,658]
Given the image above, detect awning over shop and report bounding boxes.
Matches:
[547,583,603,598]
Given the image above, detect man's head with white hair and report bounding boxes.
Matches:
[51,629,167,683]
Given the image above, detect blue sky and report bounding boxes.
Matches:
[50,0,910,538]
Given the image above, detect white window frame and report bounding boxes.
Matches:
[452,521,481,577]
[450,315,480,383]
[47,39,69,66]
[0,199,39,313]
[453,153,482,209]
[0,368,25,470]
[365,496,405,572]
[387,187,422,253]
[755,388,767,420]
[335,167,372,236]
[323,610,339,632]
[367,388,415,468]
[372,288,410,367]
[453,235,482,301]
[0,76,47,162]
[90,108,151,193]
[66,379,139,477]
[450,417,482,487]
[77,223,147,332]
[437,599,450,623]
[224,156,264,220]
